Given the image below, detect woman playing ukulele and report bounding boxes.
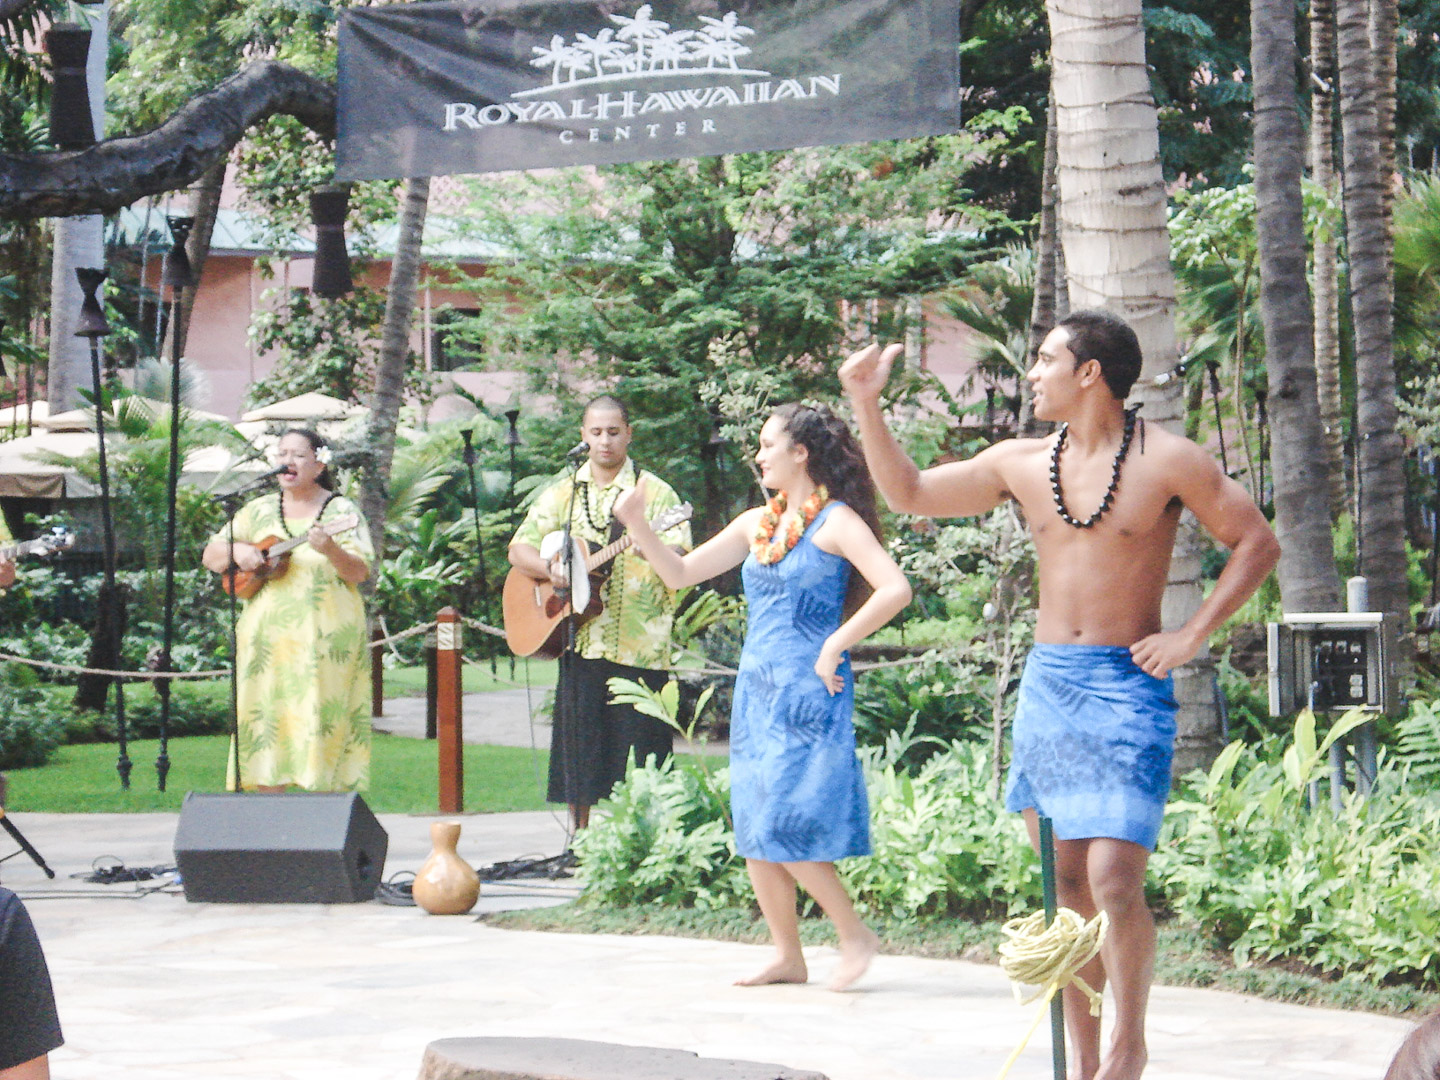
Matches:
[202,429,372,792]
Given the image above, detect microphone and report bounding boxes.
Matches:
[564,440,590,459]
[460,428,477,466]
[210,463,292,502]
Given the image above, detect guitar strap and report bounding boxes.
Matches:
[574,462,638,545]
[575,464,640,583]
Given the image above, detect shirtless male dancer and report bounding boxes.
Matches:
[840,309,1280,1080]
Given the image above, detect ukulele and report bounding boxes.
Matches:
[220,513,361,599]
[502,503,692,659]
[0,526,75,562]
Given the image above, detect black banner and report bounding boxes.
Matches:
[337,0,959,180]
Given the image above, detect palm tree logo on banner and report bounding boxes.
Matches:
[519,5,767,97]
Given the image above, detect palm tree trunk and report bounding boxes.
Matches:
[1369,0,1398,224]
[360,176,430,558]
[1336,0,1408,628]
[47,215,104,411]
[1021,90,1061,438]
[1046,0,1216,772]
[1252,0,1343,613]
[1309,0,1348,520]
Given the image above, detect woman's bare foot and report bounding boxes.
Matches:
[1093,1038,1147,1080]
[828,926,880,991]
[735,955,808,986]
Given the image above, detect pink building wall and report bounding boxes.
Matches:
[167,250,990,423]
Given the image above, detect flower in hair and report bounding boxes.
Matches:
[314,444,332,465]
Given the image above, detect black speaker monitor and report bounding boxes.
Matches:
[174,792,388,903]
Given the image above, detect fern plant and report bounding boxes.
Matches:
[1395,699,1440,781]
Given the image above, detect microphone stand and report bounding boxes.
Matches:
[86,331,130,789]
[211,467,290,504]
[209,468,286,793]
[505,409,522,679]
[558,452,586,842]
[0,808,54,879]
[215,490,246,792]
[459,429,489,668]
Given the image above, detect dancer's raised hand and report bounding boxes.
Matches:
[613,477,648,529]
[838,342,903,403]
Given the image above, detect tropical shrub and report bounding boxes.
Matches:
[852,658,991,768]
[65,680,234,743]
[580,703,1440,989]
[842,733,1039,919]
[1154,710,1440,986]
[1394,699,1440,781]
[0,666,63,768]
[574,722,1039,921]
[572,755,745,910]
[0,568,233,681]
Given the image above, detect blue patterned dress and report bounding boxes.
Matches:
[731,502,872,863]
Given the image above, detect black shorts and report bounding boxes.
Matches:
[548,654,672,806]
[0,886,64,1070]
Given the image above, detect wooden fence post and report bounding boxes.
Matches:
[436,607,463,813]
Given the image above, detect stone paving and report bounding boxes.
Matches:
[2,804,1418,1080]
[1,693,1422,1078]
[371,687,554,748]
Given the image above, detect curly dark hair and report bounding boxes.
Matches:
[771,403,883,616]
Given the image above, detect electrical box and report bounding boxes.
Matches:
[1268,612,1393,716]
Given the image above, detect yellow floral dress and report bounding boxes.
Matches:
[210,493,374,791]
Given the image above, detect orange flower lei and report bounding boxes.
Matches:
[751,486,829,565]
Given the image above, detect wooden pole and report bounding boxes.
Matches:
[436,607,463,813]
[1040,815,1066,1080]
[370,624,384,718]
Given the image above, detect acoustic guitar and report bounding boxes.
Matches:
[220,513,361,599]
[0,526,75,562]
[503,503,692,659]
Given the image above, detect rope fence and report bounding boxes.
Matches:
[670,653,930,679]
[0,620,438,682]
[0,611,930,684]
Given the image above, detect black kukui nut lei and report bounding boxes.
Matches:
[1050,407,1139,529]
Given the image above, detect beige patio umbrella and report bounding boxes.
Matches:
[237,394,370,457]
[0,430,269,499]
[240,392,367,423]
[39,398,231,432]
[0,400,49,428]
[0,430,92,497]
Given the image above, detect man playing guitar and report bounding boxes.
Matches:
[507,395,691,833]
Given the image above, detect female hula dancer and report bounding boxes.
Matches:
[614,403,910,991]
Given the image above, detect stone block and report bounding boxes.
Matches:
[418,1037,830,1080]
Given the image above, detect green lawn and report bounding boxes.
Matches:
[5,733,552,815]
[383,658,557,696]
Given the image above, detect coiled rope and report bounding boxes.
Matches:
[993,907,1108,1080]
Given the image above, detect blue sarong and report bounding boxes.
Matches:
[1003,643,1177,850]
